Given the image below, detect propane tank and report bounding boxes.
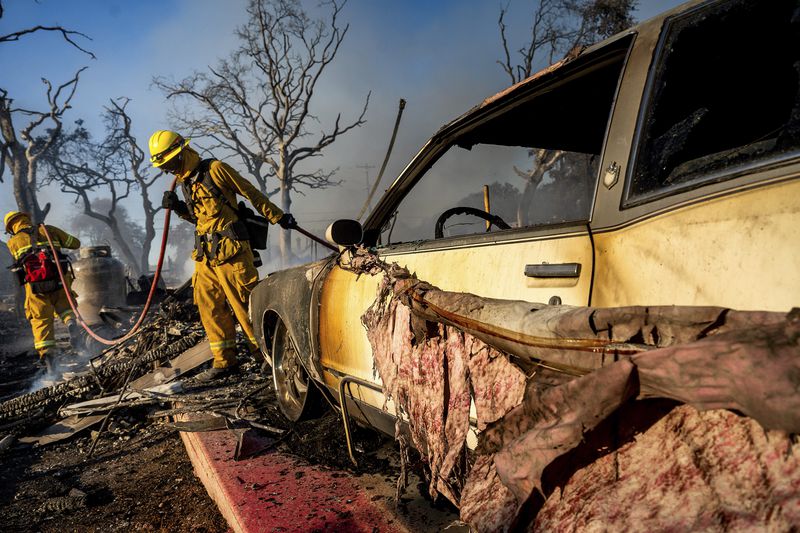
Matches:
[72,246,127,325]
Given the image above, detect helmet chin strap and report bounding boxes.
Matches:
[162,151,184,175]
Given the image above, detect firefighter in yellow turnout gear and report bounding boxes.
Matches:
[149,130,295,381]
[4,211,82,370]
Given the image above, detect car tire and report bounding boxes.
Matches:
[271,318,324,422]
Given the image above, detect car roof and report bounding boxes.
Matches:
[362,0,707,239]
[429,0,704,143]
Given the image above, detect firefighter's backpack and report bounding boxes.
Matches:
[17,228,64,294]
[182,159,270,251]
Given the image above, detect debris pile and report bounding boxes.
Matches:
[0,286,373,469]
[0,300,203,434]
[344,247,800,531]
[0,288,285,456]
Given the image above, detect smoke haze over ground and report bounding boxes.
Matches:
[1,0,684,279]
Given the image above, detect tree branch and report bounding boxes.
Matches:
[0,26,96,59]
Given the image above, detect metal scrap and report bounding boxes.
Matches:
[18,415,105,446]
[60,382,183,417]
[164,416,228,433]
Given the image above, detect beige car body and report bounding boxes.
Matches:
[251,0,800,429]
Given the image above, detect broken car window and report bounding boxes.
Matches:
[385,145,598,244]
[382,37,632,245]
[626,0,800,204]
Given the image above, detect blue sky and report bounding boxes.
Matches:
[1,0,685,259]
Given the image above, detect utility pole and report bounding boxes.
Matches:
[356,164,376,214]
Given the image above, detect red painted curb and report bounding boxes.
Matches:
[180,428,406,533]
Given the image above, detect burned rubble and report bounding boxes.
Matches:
[0,299,203,435]
[0,290,310,454]
[0,279,417,532]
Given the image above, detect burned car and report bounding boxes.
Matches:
[250,0,800,438]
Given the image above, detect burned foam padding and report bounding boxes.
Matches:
[634,308,800,433]
[534,406,800,532]
[348,249,800,530]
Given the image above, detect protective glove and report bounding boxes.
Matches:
[278,213,297,229]
[162,191,190,218]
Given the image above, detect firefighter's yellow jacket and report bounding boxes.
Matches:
[174,148,283,368]
[175,148,283,266]
[7,220,80,262]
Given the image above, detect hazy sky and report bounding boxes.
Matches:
[1,0,685,264]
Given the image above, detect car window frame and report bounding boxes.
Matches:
[621,0,800,209]
[363,34,637,252]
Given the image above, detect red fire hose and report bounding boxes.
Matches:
[41,177,179,346]
[41,175,336,346]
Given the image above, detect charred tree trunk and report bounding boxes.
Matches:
[1,98,46,222]
[91,211,141,277]
[515,149,562,227]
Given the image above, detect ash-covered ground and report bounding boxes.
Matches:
[0,306,456,532]
[0,307,228,532]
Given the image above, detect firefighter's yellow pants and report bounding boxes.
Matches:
[24,282,76,358]
[193,251,259,368]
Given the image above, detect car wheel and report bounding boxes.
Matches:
[271,318,322,421]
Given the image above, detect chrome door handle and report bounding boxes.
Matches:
[525,263,581,278]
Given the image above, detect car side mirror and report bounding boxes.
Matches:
[325,219,363,246]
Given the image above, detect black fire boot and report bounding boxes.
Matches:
[42,353,56,374]
[67,322,84,351]
[42,351,63,381]
[195,365,238,383]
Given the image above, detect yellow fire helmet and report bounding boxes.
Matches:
[148,130,189,168]
[4,211,30,234]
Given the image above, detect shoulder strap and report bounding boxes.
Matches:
[180,159,212,220]
[181,158,239,221]
[14,227,41,265]
[23,227,37,250]
[196,158,215,183]
[198,159,235,210]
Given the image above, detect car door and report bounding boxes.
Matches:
[592,0,800,311]
[317,33,637,413]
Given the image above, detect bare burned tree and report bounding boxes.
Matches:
[498,0,635,226]
[0,0,95,59]
[0,24,94,58]
[498,0,636,84]
[513,148,564,226]
[154,0,369,263]
[41,98,168,276]
[0,68,87,224]
[69,199,145,260]
[0,1,94,223]
[103,98,165,274]
[41,123,144,274]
